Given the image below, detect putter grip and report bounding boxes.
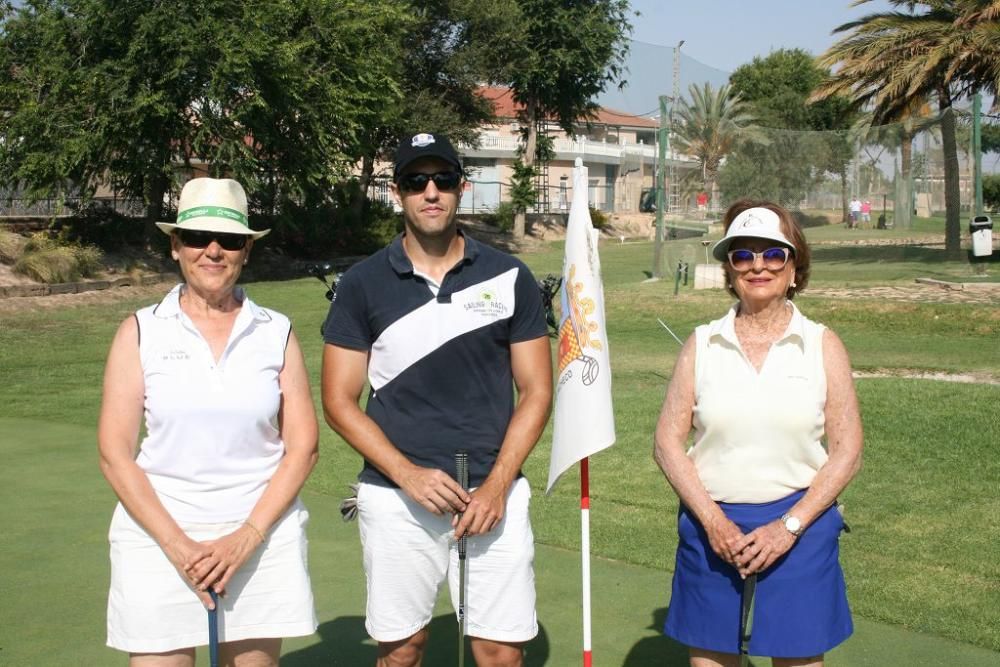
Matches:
[455,450,469,555]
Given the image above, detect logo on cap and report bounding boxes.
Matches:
[736,212,766,230]
[411,133,436,148]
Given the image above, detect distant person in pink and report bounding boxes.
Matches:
[861,200,871,228]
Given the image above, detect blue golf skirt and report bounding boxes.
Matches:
[663,490,853,658]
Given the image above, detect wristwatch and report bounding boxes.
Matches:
[780,513,803,536]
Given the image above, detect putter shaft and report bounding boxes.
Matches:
[208,589,220,667]
[455,451,469,667]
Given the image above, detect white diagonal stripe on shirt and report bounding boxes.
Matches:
[368,267,519,391]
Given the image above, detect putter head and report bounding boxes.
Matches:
[339,483,360,522]
[309,263,333,282]
[537,274,562,337]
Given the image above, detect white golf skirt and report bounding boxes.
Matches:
[106,499,317,653]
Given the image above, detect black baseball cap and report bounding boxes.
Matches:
[393,132,463,181]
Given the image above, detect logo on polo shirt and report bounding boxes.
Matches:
[463,288,510,318]
[161,349,191,362]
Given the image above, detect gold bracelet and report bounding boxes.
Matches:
[244,520,266,544]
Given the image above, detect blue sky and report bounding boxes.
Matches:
[599,0,897,114]
[625,0,896,73]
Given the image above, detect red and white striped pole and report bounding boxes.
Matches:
[581,457,593,667]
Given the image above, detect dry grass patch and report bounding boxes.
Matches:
[0,230,27,264]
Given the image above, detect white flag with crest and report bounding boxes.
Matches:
[547,159,616,492]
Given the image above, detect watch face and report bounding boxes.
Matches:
[784,515,801,533]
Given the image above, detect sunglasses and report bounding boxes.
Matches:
[176,229,248,251]
[727,247,792,272]
[397,171,462,193]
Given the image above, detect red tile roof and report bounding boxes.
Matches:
[477,86,658,129]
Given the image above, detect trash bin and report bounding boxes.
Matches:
[970,215,993,257]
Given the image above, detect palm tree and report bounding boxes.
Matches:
[672,82,766,210]
[813,0,983,254]
[951,1,1000,92]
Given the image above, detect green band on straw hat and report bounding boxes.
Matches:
[177,206,249,227]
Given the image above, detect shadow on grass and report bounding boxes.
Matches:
[811,244,994,265]
[793,211,837,229]
[622,607,690,666]
[282,615,550,665]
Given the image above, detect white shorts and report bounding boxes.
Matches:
[107,499,317,653]
[357,477,537,643]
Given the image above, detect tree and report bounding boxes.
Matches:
[347,0,522,221]
[0,0,410,228]
[982,173,1000,211]
[724,49,857,213]
[505,0,632,239]
[813,0,997,254]
[980,122,1000,154]
[671,83,766,210]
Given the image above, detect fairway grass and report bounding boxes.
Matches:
[3,418,999,666]
[1,237,998,661]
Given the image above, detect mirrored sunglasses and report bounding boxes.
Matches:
[727,247,791,272]
[176,229,248,251]
[397,171,462,193]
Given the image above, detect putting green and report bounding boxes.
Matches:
[1,419,997,665]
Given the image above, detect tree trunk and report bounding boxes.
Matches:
[513,101,538,240]
[898,131,913,230]
[937,88,962,255]
[144,172,170,243]
[351,152,375,223]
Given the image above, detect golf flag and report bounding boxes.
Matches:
[547,158,616,492]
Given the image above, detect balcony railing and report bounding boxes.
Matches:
[463,135,667,161]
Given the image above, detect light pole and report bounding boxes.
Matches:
[652,95,668,280]
[668,40,683,237]
[973,92,983,217]
[651,39,683,280]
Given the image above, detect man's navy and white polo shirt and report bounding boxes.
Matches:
[322,232,548,488]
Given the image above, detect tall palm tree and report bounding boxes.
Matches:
[951,1,1000,93]
[672,82,766,210]
[813,0,984,254]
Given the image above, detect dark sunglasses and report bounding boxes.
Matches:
[176,229,248,251]
[727,247,791,272]
[397,171,462,193]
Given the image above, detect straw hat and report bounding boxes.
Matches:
[711,207,793,262]
[155,178,269,239]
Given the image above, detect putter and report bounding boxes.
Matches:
[455,450,470,667]
[739,573,757,667]
[208,589,220,667]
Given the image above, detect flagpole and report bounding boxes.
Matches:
[581,456,593,667]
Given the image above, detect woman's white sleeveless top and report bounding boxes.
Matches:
[134,284,289,522]
[690,302,829,503]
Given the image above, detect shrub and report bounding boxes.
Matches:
[983,174,1000,213]
[259,181,403,258]
[588,206,609,229]
[73,245,104,277]
[12,231,104,283]
[483,202,517,233]
[24,232,56,253]
[0,231,27,264]
[59,201,146,251]
[14,247,80,283]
